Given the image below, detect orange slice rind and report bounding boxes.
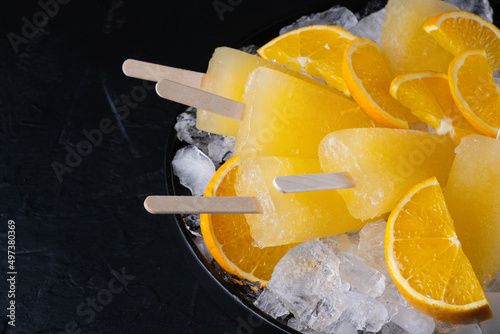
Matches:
[385,176,492,325]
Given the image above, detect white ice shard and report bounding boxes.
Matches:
[350,8,386,45]
[280,5,358,35]
[171,145,215,196]
[267,240,350,331]
[444,0,493,22]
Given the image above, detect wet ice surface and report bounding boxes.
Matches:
[256,220,436,334]
[444,0,493,22]
[174,108,235,168]
[279,5,358,35]
[350,9,385,45]
[171,145,216,196]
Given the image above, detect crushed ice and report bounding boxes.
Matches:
[280,5,358,35]
[349,9,385,45]
[171,145,216,196]
[257,220,435,333]
[444,0,493,22]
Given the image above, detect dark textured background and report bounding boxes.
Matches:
[7,0,500,333]
[0,0,368,333]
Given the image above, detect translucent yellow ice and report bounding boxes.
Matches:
[234,156,365,247]
[380,0,457,75]
[319,128,456,220]
[197,47,325,137]
[445,134,500,287]
[235,67,379,159]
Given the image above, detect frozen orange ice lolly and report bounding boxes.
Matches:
[445,134,500,287]
[197,47,328,137]
[235,67,379,159]
[319,128,456,220]
[380,0,457,75]
[234,156,365,247]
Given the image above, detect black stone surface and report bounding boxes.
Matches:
[2,0,498,333]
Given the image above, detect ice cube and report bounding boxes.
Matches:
[479,292,500,334]
[280,5,358,35]
[349,9,386,45]
[174,109,235,168]
[267,240,349,330]
[494,70,500,87]
[341,289,390,332]
[323,232,356,253]
[447,324,482,334]
[391,306,435,334]
[330,319,358,334]
[207,136,235,167]
[381,322,412,334]
[174,109,208,145]
[356,219,388,274]
[193,235,213,263]
[444,0,493,22]
[171,145,216,196]
[254,289,290,319]
[338,251,386,298]
[321,235,341,253]
[286,317,322,333]
[378,281,408,320]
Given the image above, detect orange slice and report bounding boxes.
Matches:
[448,49,500,138]
[200,155,295,285]
[385,176,492,325]
[342,37,417,129]
[257,25,356,94]
[390,71,480,143]
[424,11,500,70]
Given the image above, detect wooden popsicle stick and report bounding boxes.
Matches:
[122,59,205,89]
[156,79,244,121]
[273,172,355,194]
[144,195,262,214]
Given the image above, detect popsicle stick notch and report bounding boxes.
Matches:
[273,172,355,194]
[122,59,205,88]
[144,195,262,214]
[156,79,244,121]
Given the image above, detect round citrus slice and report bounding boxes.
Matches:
[424,11,500,70]
[390,71,480,143]
[448,49,500,138]
[200,155,295,285]
[257,25,356,94]
[342,37,417,129]
[385,176,493,325]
